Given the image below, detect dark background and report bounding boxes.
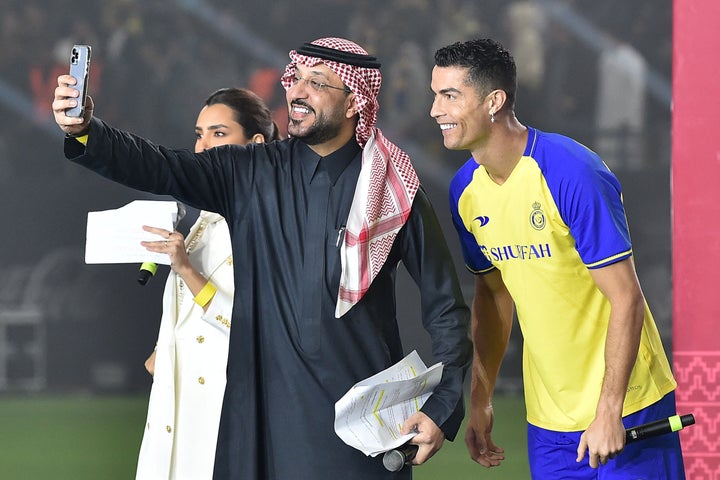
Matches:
[0,0,671,396]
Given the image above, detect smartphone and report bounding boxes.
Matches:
[66,44,92,117]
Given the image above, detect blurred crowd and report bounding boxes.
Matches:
[2,0,671,162]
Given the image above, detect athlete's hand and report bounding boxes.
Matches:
[465,403,505,467]
[576,414,625,468]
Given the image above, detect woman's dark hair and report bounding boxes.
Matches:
[204,87,281,141]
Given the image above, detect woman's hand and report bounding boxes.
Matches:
[140,226,191,276]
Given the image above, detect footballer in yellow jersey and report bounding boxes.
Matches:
[435,36,683,479]
[450,126,676,432]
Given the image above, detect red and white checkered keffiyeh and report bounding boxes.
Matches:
[282,37,420,317]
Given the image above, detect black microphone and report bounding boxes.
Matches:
[382,443,418,472]
[625,413,695,443]
[137,203,186,285]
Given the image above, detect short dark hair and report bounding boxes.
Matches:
[434,39,517,110]
[204,88,281,141]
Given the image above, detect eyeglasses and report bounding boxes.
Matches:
[290,74,351,94]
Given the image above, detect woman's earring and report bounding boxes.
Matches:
[490,111,495,124]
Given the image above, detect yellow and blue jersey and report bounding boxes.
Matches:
[449,127,676,431]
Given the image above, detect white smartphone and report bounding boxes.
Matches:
[66,44,92,117]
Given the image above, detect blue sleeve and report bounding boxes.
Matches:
[449,158,494,274]
[536,133,632,268]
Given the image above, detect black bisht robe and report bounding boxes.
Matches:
[65,118,472,479]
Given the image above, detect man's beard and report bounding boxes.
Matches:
[288,103,345,146]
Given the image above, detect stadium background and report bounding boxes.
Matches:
[0,0,679,478]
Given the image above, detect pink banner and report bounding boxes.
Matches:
[672,0,720,476]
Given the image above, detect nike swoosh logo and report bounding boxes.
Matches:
[474,215,490,227]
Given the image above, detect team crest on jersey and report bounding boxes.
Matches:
[529,201,546,230]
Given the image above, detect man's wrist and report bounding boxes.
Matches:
[64,129,89,138]
[65,132,89,145]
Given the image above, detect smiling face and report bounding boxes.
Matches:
[194,103,251,152]
[285,63,357,154]
[430,65,489,154]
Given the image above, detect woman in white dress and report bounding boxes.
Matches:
[135,88,280,480]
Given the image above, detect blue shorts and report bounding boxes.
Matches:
[527,391,685,479]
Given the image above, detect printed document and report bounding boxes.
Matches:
[334,350,443,456]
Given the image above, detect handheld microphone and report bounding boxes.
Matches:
[137,262,159,285]
[137,203,186,285]
[382,443,418,472]
[625,413,695,443]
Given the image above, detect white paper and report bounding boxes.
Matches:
[85,200,180,265]
[334,350,443,457]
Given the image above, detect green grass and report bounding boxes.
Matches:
[0,395,147,479]
[415,395,530,480]
[0,394,529,479]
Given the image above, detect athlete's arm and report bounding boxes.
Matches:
[465,269,513,467]
[577,257,645,468]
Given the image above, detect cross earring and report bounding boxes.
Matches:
[490,111,495,124]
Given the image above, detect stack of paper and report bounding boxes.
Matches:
[334,350,443,456]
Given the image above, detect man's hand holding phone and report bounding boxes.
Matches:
[52,44,93,136]
[66,45,91,117]
[53,74,94,136]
